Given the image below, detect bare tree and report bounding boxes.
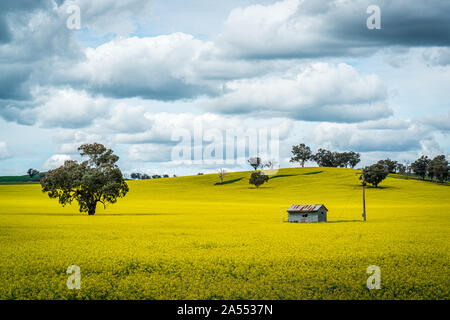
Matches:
[248,157,262,170]
[218,169,226,184]
[27,168,39,178]
[263,160,277,169]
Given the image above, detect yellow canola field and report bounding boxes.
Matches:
[0,167,448,299]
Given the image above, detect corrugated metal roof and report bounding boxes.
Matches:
[287,204,327,213]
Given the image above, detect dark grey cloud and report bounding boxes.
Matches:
[0,0,84,124]
[0,66,32,100]
[0,0,50,43]
[89,79,216,101]
[219,0,450,59]
[0,0,158,126]
[0,0,447,132]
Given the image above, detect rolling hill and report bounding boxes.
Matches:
[0,167,448,299]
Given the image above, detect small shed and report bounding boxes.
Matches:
[287,204,328,223]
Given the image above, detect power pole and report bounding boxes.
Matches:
[362,173,366,222]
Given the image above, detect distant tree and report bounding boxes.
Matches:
[290,144,312,167]
[334,152,349,168]
[311,149,360,168]
[197,173,204,175]
[249,171,269,189]
[248,157,262,170]
[218,169,226,184]
[130,172,141,180]
[396,163,407,175]
[347,152,361,169]
[141,173,151,179]
[40,143,128,215]
[378,158,398,173]
[312,149,336,167]
[163,174,169,178]
[31,172,46,182]
[152,174,162,179]
[27,168,39,178]
[427,155,449,183]
[411,156,431,180]
[360,163,389,188]
[173,174,177,177]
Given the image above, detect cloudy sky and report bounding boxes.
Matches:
[0,0,449,176]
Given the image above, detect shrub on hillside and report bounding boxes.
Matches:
[249,171,269,189]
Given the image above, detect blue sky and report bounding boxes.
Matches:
[0,0,449,176]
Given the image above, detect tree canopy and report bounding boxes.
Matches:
[290,144,312,167]
[411,156,431,180]
[249,171,269,188]
[377,158,398,173]
[427,155,449,183]
[361,163,389,188]
[40,143,129,215]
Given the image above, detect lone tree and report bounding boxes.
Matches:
[249,171,269,188]
[248,157,262,170]
[40,143,129,215]
[290,144,312,167]
[411,155,431,180]
[360,163,388,188]
[27,168,39,178]
[218,168,226,184]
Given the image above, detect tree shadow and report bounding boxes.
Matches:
[302,171,323,175]
[326,220,363,223]
[247,186,272,189]
[345,184,398,190]
[269,174,298,179]
[366,185,397,189]
[215,177,244,185]
[7,213,177,216]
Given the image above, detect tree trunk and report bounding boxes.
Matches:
[88,202,96,215]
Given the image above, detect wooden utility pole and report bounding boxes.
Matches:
[361,173,367,222]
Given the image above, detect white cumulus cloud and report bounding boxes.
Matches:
[43,154,72,170]
[203,63,391,122]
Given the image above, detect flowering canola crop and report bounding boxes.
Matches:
[0,167,448,299]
